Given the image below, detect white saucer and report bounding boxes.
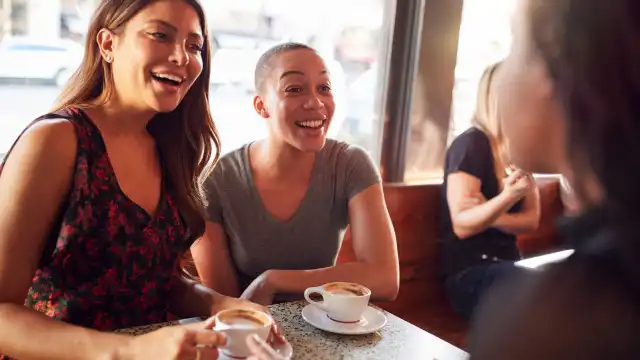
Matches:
[217,336,293,360]
[301,304,387,335]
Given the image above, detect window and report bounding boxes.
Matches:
[0,0,392,164]
[450,0,515,139]
[403,0,515,182]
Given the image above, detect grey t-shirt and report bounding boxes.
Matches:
[203,139,381,298]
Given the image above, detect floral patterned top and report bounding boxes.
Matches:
[0,108,188,359]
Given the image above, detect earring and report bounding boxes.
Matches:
[105,55,112,63]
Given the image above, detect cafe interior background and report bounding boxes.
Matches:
[0,0,517,179]
[0,0,568,352]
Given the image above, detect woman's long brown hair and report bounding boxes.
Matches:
[53,0,220,254]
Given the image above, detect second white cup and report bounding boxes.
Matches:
[303,282,371,323]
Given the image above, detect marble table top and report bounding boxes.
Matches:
[116,301,469,360]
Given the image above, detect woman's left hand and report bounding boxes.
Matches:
[240,272,276,306]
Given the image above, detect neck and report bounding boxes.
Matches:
[251,137,315,178]
[88,95,156,136]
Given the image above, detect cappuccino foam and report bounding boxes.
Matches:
[324,282,368,296]
[218,309,267,329]
[224,316,264,329]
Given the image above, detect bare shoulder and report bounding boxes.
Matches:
[1,118,77,185]
[469,260,640,360]
[8,118,77,158]
[21,118,77,146]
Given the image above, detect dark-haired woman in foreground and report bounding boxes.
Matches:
[192,43,400,305]
[469,0,640,358]
[0,1,260,359]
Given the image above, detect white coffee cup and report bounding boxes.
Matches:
[303,282,371,323]
[213,308,273,358]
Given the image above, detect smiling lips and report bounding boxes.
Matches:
[296,118,327,129]
[297,120,324,129]
[151,72,185,87]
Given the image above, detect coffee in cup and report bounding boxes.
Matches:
[303,282,371,323]
[213,308,273,358]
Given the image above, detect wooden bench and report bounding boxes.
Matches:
[337,177,566,348]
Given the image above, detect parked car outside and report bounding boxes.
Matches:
[0,36,83,87]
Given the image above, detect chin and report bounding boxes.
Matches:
[292,137,327,152]
[148,99,181,113]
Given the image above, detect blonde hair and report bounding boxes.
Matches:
[471,62,509,183]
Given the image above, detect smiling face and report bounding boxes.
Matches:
[97,0,205,114]
[254,48,335,152]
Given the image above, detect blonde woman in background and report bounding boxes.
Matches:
[439,61,541,322]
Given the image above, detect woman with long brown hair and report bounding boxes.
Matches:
[0,1,260,359]
[468,0,640,358]
[439,61,541,322]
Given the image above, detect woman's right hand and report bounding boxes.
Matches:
[118,319,226,360]
[502,168,534,201]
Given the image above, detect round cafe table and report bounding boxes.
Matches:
[116,300,468,360]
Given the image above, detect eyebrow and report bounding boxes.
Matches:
[280,69,328,80]
[148,19,203,41]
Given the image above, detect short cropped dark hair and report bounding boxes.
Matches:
[253,42,317,92]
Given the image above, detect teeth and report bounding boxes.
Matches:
[153,73,183,83]
[298,120,324,128]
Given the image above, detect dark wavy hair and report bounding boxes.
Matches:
[54,0,220,253]
[527,0,640,213]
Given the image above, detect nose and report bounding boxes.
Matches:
[169,43,189,66]
[303,91,325,110]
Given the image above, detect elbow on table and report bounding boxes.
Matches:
[522,221,540,234]
[375,272,400,301]
[382,283,400,302]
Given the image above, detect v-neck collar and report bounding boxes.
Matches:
[77,108,167,221]
[241,142,319,226]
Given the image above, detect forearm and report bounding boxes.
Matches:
[493,212,539,234]
[493,189,541,234]
[0,303,128,360]
[196,263,240,298]
[266,262,399,301]
[168,274,230,319]
[453,192,519,239]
